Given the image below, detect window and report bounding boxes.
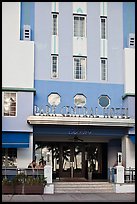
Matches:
[3,92,17,116]
[74,57,86,80]
[98,95,110,108]
[51,55,58,78]
[23,25,31,41]
[101,58,107,80]
[74,94,86,107]
[74,15,86,37]
[2,148,17,167]
[128,33,135,48]
[52,14,58,35]
[100,17,107,39]
[48,93,61,106]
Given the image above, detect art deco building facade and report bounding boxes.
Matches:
[2,2,135,181]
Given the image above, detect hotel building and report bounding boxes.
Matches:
[2,2,135,182]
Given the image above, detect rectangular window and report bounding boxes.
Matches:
[52,14,58,35]
[3,92,17,116]
[101,17,107,39]
[51,55,58,78]
[74,57,86,80]
[2,148,17,167]
[74,16,86,37]
[101,58,107,80]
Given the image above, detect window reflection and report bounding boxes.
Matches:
[2,148,17,167]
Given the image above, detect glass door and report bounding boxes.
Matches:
[60,143,85,178]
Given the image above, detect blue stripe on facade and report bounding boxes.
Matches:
[2,132,30,148]
[34,80,124,115]
[20,2,35,41]
[34,125,127,137]
[123,2,135,48]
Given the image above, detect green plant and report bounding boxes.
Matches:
[24,176,47,186]
[12,173,26,185]
[2,177,13,185]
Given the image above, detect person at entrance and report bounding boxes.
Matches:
[28,160,38,169]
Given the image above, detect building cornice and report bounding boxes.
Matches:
[2,87,36,94]
[27,115,135,127]
[122,93,135,99]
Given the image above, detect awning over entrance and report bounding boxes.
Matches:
[27,115,135,127]
[2,132,30,148]
[129,135,135,144]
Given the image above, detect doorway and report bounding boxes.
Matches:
[59,143,85,178]
[35,142,108,181]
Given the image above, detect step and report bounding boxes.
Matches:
[54,182,115,193]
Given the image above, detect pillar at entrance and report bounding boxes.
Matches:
[44,165,54,194]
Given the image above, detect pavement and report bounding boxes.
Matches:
[2,193,135,202]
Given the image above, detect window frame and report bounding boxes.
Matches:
[3,92,17,117]
[98,95,110,108]
[51,54,58,79]
[48,92,61,106]
[100,58,108,81]
[74,94,87,107]
[100,17,107,40]
[2,148,17,168]
[73,56,87,80]
[73,14,86,37]
[52,13,58,36]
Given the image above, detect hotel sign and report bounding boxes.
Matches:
[34,105,130,119]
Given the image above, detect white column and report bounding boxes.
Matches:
[122,135,135,168]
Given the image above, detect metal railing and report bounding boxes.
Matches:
[124,167,135,183]
[108,167,135,183]
[2,167,44,180]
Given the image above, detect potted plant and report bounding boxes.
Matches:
[2,177,14,194]
[12,173,26,194]
[24,176,47,194]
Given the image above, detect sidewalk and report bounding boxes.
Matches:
[2,193,135,202]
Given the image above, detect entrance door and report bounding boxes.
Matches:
[60,143,85,178]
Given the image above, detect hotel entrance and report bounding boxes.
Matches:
[60,143,85,178]
[35,142,108,181]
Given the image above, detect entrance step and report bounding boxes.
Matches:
[54,181,115,193]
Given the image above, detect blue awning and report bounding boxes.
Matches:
[2,132,30,148]
[129,135,135,144]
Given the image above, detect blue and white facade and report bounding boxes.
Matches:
[2,2,135,181]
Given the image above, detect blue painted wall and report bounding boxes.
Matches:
[123,96,135,119]
[34,2,124,84]
[123,2,135,48]
[34,2,51,80]
[20,2,35,41]
[2,92,33,132]
[108,2,124,84]
[34,80,124,115]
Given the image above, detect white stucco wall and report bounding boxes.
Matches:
[124,48,135,94]
[2,2,34,88]
[17,133,33,168]
[122,135,135,168]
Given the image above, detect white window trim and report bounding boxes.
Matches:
[73,56,87,80]
[100,17,107,40]
[73,15,87,38]
[52,13,58,36]
[98,95,110,108]
[3,92,17,117]
[51,55,59,79]
[100,58,108,81]
[74,94,87,107]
